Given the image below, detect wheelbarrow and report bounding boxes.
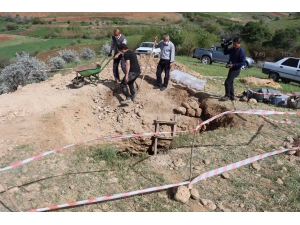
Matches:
[72,56,113,88]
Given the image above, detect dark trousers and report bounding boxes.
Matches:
[120,72,140,98]
[156,59,171,87]
[224,68,241,99]
[113,54,126,80]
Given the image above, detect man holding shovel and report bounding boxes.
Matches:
[153,34,175,91]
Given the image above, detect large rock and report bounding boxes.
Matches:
[190,189,200,200]
[174,107,186,115]
[251,162,261,171]
[174,186,191,203]
[189,101,199,110]
[187,108,196,117]
[195,108,202,117]
[249,98,257,104]
[182,102,190,109]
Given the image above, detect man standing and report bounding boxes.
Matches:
[108,28,127,83]
[219,37,246,101]
[153,34,175,91]
[117,44,141,105]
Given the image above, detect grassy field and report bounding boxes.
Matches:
[0,35,142,60]
[176,56,300,94]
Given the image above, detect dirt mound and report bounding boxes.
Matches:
[239,77,281,89]
[0,56,205,157]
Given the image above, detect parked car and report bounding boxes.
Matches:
[262,57,300,84]
[135,42,161,58]
[192,45,254,70]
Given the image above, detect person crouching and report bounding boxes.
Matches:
[117,44,141,105]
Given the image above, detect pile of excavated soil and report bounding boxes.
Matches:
[239,77,281,89]
[0,56,206,158]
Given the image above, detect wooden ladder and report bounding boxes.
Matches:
[153,115,178,155]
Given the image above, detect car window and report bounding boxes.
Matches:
[281,58,299,68]
[216,47,224,52]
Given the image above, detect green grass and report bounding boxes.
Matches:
[0,35,38,48]
[0,38,78,59]
[175,56,300,93]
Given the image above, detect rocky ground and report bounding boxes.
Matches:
[0,56,299,212]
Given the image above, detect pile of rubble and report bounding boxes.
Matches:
[173,99,202,118]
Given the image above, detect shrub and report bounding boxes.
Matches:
[6,23,17,31]
[49,57,66,70]
[58,49,80,63]
[70,40,77,46]
[100,43,111,56]
[80,47,96,60]
[0,52,47,94]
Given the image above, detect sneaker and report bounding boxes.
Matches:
[219,96,230,101]
[153,86,161,89]
[121,97,132,105]
[160,86,167,91]
[131,94,136,102]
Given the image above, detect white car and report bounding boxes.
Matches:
[262,57,300,84]
[135,42,161,58]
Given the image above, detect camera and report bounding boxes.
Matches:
[221,38,232,48]
[226,61,232,68]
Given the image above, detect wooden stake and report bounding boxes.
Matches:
[154,117,159,155]
[189,131,197,182]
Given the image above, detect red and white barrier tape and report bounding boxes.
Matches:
[0,130,193,173]
[27,146,299,212]
[189,146,300,186]
[195,109,300,130]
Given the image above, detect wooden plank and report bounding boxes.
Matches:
[157,136,173,140]
[155,120,177,124]
[154,117,159,155]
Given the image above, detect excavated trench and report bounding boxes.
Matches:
[116,90,255,156]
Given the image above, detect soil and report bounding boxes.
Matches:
[0,56,206,157]
[0,34,16,42]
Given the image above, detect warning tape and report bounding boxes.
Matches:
[27,146,300,212]
[189,146,300,185]
[195,109,300,130]
[0,130,194,173]
[1,110,299,174]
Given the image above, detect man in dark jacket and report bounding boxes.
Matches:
[108,28,127,83]
[117,44,141,105]
[219,37,246,101]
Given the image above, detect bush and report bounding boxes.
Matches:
[80,47,96,60]
[100,43,111,56]
[6,23,17,31]
[0,52,47,94]
[58,49,80,63]
[49,57,66,70]
[70,40,77,46]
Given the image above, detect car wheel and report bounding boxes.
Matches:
[281,78,291,84]
[268,73,279,82]
[201,56,211,65]
[241,63,248,70]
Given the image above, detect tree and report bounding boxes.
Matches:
[270,27,300,50]
[242,20,272,44]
